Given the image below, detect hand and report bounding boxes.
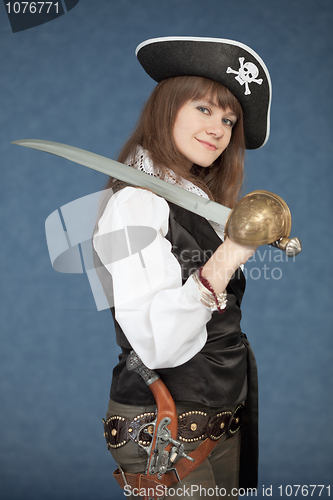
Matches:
[223,237,257,267]
[201,237,257,294]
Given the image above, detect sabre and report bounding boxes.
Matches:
[12,139,301,256]
[13,139,230,222]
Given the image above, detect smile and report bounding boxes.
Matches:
[195,138,217,151]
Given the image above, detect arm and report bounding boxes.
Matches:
[94,187,255,369]
[93,187,212,369]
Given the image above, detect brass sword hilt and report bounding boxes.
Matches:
[225,190,302,257]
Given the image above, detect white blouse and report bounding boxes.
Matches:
[93,149,224,370]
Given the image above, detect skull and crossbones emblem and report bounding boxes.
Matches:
[227,57,263,95]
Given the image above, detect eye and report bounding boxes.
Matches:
[222,117,235,127]
[196,106,210,115]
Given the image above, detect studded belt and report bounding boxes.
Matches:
[102,404,243,449]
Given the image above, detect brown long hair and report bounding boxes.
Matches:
[105,75,245,209]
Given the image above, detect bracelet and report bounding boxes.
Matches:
[192,267,227,314]
[199,268,228,313]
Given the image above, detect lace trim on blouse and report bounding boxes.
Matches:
[127,146,225,239]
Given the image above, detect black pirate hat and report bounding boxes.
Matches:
[136,36,272,150]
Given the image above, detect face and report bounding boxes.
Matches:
[173,96,238,170]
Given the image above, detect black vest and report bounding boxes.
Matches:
[110,202,252,408]
[104,201,258,488]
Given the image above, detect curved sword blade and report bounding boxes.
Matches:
[12,139,231,226]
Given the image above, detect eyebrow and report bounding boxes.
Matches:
[196,97,237,117]
[195,97,219,107]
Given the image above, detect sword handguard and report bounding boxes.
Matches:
[225,190,302,257]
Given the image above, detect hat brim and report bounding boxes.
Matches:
[136,37,272,150]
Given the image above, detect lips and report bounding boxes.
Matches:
[195,138,217,151]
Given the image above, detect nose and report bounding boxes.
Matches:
[206,117,224,138]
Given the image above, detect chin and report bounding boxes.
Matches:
[194,160,214,168]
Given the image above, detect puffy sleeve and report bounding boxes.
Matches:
[93,186,212,369]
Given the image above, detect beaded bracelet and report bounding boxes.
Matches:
[192,267,227,314]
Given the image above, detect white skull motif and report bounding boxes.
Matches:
[227,57,263,95]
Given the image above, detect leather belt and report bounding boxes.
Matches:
[103,404,243,449]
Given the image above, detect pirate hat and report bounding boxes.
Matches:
[136,36,271,150]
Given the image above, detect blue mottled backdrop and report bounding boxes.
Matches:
[0,0,332,499]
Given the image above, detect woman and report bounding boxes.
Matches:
[93,37,271,498]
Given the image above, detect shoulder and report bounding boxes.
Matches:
[98,186,170,235]
[114,185,166,204]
